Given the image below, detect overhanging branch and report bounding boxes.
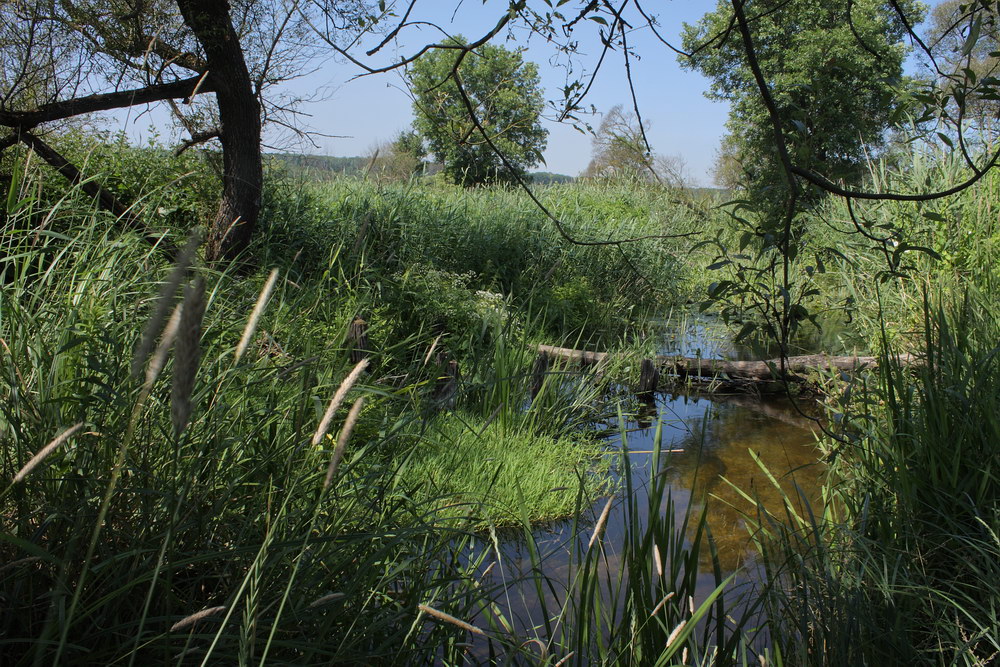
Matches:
[18,131,176,255]
[0,76,216,129]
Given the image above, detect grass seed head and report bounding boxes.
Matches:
[235,268,279,362]
[170,605,226,633]
[312,359,368,447]
[132,231,199,379]
[171,277,205,435]
[12,423,85,483]
[323,397,366,491]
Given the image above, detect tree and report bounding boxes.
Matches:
[922,0,1000,135]
[366,129,427,182]
[0,0,377,264]
[583,104,687,186]
[408,36,547,186]
[584,105,655,179]
[680,0,922,204]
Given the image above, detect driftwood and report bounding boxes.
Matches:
[536,344,917,393]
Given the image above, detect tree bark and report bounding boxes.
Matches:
[176,0,262,266]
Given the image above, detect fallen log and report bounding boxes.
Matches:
[536,344,916,384]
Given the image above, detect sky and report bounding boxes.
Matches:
[104,1,942,186]
[105,2,730,186]
[294,2,731,185]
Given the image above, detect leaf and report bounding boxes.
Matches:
[894,244,942,262]
[589,15,608,26]
[937,132,954,148]
[734,321,757,343]
[706,260,732,271]
[963,14,982,57]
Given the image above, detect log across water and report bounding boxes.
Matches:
[536,344,916,391]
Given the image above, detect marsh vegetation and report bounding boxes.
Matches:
[1,132,997,664]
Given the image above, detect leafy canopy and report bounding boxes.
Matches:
[408,36,548,186]
[681,0,923,203]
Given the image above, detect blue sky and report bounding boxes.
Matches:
[296,2,730,185]
[105,1,940,186]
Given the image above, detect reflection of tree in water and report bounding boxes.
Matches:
[661,401,824,570]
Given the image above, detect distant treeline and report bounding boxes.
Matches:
[265,153,730,196]
[267,152,576,183]
[266,153,370,177]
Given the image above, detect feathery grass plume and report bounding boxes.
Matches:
[12,422,84,484]
[235,267,279,362]
[131,231,200,379]
[587,496,614,550]
[308,592,345,608]
[143,304,181,393]
[417,603,486,636]
[649,592,676,618]
[323,397,365,491]
[666,620,687,648]
[169,605,226,632]
[171,277,205,435]
[653,543,663,577]
[312,359,369,446]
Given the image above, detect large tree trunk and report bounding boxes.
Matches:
[175,0,262,265]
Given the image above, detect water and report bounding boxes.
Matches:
[473,315,827,648]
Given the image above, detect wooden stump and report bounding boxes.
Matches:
[638,358,660,397]
[347,317,369,364]
[531,352,550,398]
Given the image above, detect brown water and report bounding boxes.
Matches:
[476,317,827,640]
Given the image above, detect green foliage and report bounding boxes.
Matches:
[275,177,691,343]
[744,294,1000,665]
[402,414,607,524]
[681,0,921,205]
[2,128,219,234]
[0,166,630,663]
[266,153,370,179]
[530,171,575,184]
[408,36,548,186]
[921,0,1000,134]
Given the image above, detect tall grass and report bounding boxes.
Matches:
[0,190,493,663]
[6,135,999,665]
[258,175,701,344]
[0,152,716,663]
[738,292,1000,666]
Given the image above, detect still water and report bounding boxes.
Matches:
[478,316,828,640]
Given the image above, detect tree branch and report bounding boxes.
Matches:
[18,131,176,255]
[0,76,216,129]
[174,129,221,156]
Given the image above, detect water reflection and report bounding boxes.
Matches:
[477,314,830,650]
[635,392,824,570]
[480,390,824,636]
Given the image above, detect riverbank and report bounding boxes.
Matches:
[1,138,997,663]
